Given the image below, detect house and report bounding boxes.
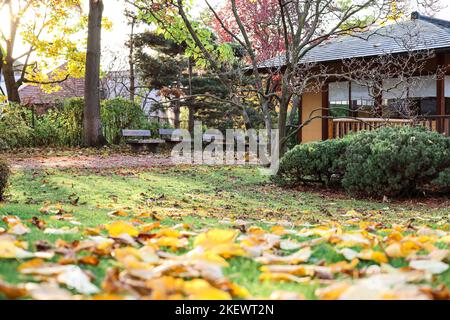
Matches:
[19,77,85,114]
[260,12,450,143]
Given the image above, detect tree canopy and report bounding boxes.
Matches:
[0,0,86,102]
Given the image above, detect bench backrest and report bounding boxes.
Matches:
[159,128,176,136]
[203,133,225,142]
[122,129,151,137]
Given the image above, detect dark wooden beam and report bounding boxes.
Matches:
[348,81,358,117]
[437,53,445,132]
[374,79,383,117]
[298,96,303,144]
[322,83,329,140]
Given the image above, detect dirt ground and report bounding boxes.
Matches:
[1,147,174,170]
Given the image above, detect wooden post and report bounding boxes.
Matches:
[297,96,303,144]
[374,79,383,117]
[348,81,353,117]
[437,53,445,133]
[322,83,329,140]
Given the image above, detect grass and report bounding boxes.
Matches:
[1,164,449,299]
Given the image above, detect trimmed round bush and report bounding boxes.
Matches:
[275,138,350,186]
[342,126,450,197]
[275,126,450,198]
[0,159,10,201]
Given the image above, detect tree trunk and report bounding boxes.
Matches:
[188,106,195,133]
[128,16,136,102]
[187,58,194,133]
[0,50,4,97]
[278,78,290,157]
[173,103,181,128]
[261,100,272,140]
[83,0,106,147]
[230,95,252,130]
[2,59,20,103]
[173,69,182,129]
[288,95,300,127]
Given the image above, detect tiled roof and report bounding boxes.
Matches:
[18,68,129,105]
[258,12,450,69]
[19,77,85,105]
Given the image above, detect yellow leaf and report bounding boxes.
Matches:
[106,221,139,237]
[247,226,265,235]
[194,229,245,258]
[260,264,307,275]
[259,272,310,284]
[358,250,388,264]
[84,227,101,236]
[385,241,420,258]
[0,240,33,259]
[92,294,124,300]
[156,228,182,238]
[154,236,188,249]
[270,226,286,235]
[226,282,250,298]
[184,279,231,300]
[256,247,312,265]
[316,282,351,300]
[141,222,161,233]
[107,210,128,217]
[18,259,45,271]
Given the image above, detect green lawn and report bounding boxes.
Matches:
[0,165,449,299]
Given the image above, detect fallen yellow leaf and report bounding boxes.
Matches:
[106,221,139,238]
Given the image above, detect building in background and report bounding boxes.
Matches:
[258,12,450,142]
[16,64,174,124]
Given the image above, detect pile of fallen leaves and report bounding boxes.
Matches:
[0,207,449,300]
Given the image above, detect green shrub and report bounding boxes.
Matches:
[57,98,84,146]
[275,138,350,186]
[275,126,450,198]
[0,98,163,148]
[33,110,63,146]
[101,98,150,144]
[0,104,34,149]
[342,126,450,197]
[0,159,10,201]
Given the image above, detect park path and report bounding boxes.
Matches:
[9,153,174,170]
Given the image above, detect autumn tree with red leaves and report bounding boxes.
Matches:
[210,0,285,63]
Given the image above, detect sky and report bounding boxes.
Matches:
[2,0,450,69]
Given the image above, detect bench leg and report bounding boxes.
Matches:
[130,144,145,153]
[146,144,159,153]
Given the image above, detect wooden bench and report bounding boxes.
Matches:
[158,128,183,145]
[202,133,225,144]
[122,130,164,153]
[159,129,228,145]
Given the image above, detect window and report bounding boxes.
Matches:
[329,82,349,117]
[351,83,374,117]
[382,76,438,117]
